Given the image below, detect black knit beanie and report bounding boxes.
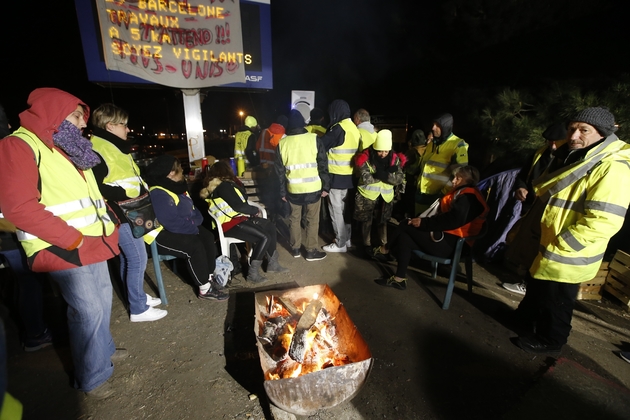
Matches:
[144,154,176,184]
[572,107,617,137]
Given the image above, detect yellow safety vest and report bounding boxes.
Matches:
[91,135,146,198]
[0,392,23,420]
[418,134,468,195]
[530,136,630,283]
[306,124,327,137]
[12,128,116,257]
[279,132,322,194]
[205,186,245,225]
[234,130,251,164]
[526,139,568,181]
[358,127,377,152]
[143,186,186,244]
[327,119,360,175]
[357,161,395,203]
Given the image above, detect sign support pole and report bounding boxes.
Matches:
[181,89,205,163]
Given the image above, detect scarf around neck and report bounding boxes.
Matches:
[153,177,189,196]
[53,120,101,170]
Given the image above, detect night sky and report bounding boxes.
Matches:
[1,0,628,142]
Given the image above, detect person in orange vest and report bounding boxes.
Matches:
[256,115,287,167]
[254,115,287,216]
[373,166,488,290]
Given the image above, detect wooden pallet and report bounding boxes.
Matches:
[577,261,608,300]
[603,250,630,308]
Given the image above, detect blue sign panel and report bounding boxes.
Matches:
[74,0,272,90]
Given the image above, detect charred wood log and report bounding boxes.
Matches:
[288,300,323,363]
[258,316,288,346]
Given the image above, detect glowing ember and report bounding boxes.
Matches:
[259,294,352,380]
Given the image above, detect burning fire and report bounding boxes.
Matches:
[260,294,351,380]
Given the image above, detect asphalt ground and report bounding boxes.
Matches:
[2,225,630,419]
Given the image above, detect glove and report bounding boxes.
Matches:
[374,169,389,182]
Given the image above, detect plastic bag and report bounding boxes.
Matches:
[214,255,234,287]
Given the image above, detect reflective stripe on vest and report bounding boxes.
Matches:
[279,132,322,194]
[144,186,187,244]
[206,187,245,226]
[529,136,630,283]
[235,130,251,164]
[91,135,145,197]
[419,134,468,195]
[11,128,116,257]
[327,119,360,175]
[256,129,278,164]
[357,162,395,203]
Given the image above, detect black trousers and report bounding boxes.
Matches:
[515,273,579,346]
[225,218,277,261]
[155,225,217,287]
[389,224,458,278]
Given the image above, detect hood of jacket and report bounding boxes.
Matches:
[268,122,285,136]
[328,99,351,127]
[19,88,89,148]
[432,113,454,146]
[357,121,375,133]
[199,177,224,199]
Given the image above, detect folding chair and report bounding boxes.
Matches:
[208,200,266,259]
[148,240,178,305]
[412,230,485,310]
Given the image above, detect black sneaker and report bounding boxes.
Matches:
[198,287,229,301]
[305,249,326,261]
[374,275,407,290]
[371,246,394,263]
[23,328,53,352]
[291,248,301,258]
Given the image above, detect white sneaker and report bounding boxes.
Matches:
[322,242,347,253]
[502,282,526,295]
[130,307,168,322]
[346,239,352,248]
[146,294,162,307]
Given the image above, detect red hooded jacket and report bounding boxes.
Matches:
[0,88,119,272]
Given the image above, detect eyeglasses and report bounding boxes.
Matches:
[118,123,128,127]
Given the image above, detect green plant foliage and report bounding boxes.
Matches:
[479,78,630,163]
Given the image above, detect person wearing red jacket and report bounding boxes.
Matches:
[0,88,121,399]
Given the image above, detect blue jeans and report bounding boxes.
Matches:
[50,261,115,392]
[0,248,46,338]
[118,223,149,315]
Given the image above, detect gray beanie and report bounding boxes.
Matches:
[572,107,617,137]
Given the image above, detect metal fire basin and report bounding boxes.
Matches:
[254,284,373,416]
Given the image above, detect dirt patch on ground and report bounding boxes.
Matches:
[3,238,630,419]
